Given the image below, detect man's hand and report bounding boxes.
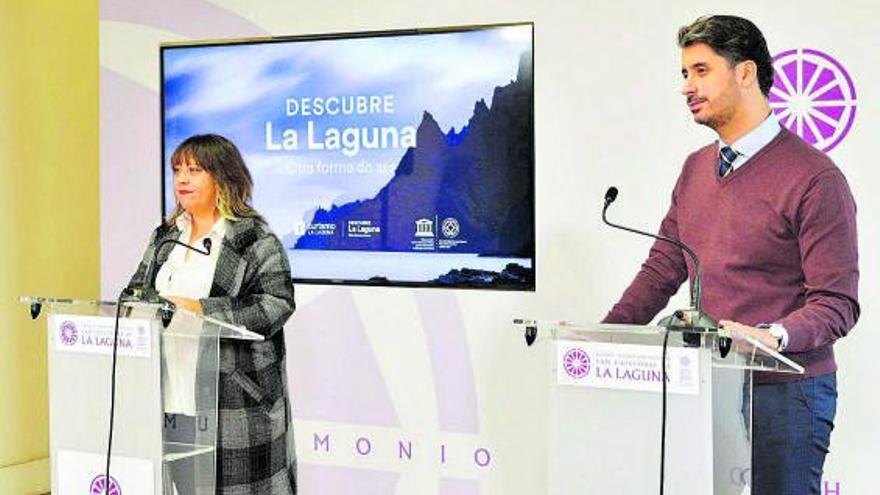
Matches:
[719,320,780,351]
[165,296,204,316]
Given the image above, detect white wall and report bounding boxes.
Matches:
[100,1,879,493]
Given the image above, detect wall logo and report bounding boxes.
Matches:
[90,474,121,495]
[771,48,856,152]
[414,218,434,237]
[59,320,78,346]
[562,348,591,379]
[441,217,460,238]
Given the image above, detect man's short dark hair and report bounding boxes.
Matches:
[678,15,775,96]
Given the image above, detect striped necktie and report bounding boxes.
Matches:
[718,146,738,177]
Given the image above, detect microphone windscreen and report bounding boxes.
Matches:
[605,186,619,204]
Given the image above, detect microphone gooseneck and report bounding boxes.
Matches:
[124,237,214,305]
[144,237,213,291]
[601,186,711,326]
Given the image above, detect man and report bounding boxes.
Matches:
[603,15,859,495]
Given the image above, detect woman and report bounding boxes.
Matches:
[128,134,297,494]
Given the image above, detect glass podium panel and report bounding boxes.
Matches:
[19,296,261,494]
[515,319,803,494]
[534,321,804,375]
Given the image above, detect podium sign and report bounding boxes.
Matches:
[556,341,700,395]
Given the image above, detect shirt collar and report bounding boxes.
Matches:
[718,112,781,159]
[175,213,228,239]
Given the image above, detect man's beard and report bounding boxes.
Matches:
[694,95,737,130]
[694,107,736,131]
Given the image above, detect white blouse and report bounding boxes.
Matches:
[156,213,226,415]
[156,214,227,299]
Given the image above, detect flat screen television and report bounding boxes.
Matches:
[161,22,535,290]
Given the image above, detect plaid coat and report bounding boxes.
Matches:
[129,217,297,494]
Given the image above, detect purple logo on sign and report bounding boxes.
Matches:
[562,348,591,379]
[59,320,78,346]
[90,474,121,495]
[771,48,856,152]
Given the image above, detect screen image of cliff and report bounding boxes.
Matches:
[289,54,533,287]
[162,24,535,289]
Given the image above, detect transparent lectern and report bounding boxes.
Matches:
[20,296,262,495]
[515,320,803,495]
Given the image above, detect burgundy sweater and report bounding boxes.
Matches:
[604,129,860,383]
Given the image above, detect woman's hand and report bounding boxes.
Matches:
[165,296,204,316]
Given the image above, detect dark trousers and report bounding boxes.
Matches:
[752,373,837,495]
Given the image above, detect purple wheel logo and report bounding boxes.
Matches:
[59,320,78,346]
[771,48,856,152]
[562,348,591,379]
[90,474,121,495]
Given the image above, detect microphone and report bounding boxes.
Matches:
[602,186,718,333]
[604,186,618,206]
